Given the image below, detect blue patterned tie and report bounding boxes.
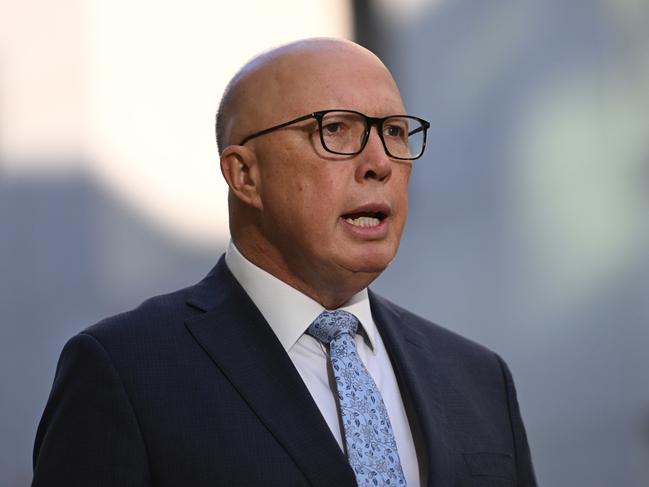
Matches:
[308,310,407,486]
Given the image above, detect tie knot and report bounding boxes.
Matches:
[307,310,359,345]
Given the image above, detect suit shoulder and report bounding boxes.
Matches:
[83,282,203,343]
[371,292,499,360]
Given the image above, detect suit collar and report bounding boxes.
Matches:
[369,290,452,487]
[184,257,356,486]
[185,258,450,486]
[224,241,379,352]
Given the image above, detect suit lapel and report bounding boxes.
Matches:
[369,290,452,487]
[184,258,356,486]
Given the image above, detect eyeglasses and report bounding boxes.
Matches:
[239,109,430,160]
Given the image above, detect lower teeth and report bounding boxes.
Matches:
[345,216,380,227]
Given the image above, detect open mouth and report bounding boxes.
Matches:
[342,211,387,228]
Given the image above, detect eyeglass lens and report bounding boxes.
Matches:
[320,111,425,159]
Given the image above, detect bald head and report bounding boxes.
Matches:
[217,38,412,308]
[215,38,401,155]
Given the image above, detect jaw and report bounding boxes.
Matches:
[336,210,402,269]
[303,226,401,306]
[277,232,397,308]
[237,207,404,308]
[336,241,398,276]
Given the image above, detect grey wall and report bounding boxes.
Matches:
[2,1,648,485]
[355,0,649,485]
[0,171,222,486]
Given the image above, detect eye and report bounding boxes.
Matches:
[323,122,344,135]
[385,124,405,138]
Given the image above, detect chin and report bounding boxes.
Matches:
[340,250,395,276]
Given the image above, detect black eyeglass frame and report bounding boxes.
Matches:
[239,109,430,161]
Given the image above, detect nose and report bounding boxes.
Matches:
[354,126,392,183]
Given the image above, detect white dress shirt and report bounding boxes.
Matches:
[225,241,421,487]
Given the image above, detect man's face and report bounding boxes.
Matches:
[241,44,412,298]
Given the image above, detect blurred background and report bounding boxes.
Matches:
[1,0,648,485]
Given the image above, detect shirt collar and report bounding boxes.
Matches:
[225,241,377,353]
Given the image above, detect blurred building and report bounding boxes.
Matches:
[1,0,648,485]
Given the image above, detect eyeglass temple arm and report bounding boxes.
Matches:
[239,113,316,145]
[407,120,429,137]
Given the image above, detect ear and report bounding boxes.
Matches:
[220,145,263,209]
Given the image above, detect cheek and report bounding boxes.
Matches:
[393,167,411,204]
[296,178,340,225]
[293,168,341,205]
[264,169,336,234]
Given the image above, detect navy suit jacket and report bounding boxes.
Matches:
[33,256,536,486]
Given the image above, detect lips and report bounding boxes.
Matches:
[341,203,390,228]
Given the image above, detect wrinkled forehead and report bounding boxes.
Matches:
[237,42,405,129]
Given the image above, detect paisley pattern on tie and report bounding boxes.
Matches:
[308,310,407,486]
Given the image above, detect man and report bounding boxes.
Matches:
[33,38,536,486]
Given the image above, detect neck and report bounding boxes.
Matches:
[232,238,377,310]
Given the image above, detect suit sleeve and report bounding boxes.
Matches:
[496,354,537,486]
[33,333,151,486]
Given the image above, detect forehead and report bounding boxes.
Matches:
[242,43,405,124]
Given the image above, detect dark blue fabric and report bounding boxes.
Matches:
[33,256,536,486]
